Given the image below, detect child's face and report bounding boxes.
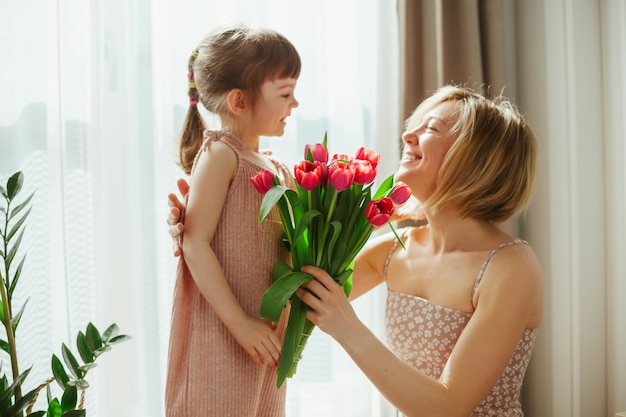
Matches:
[250,77,299,137]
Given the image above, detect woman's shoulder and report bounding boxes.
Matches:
[474,238,544,325]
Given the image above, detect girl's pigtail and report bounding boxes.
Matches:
[179,49,205,175]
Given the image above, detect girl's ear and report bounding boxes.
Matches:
[226,89,248,115]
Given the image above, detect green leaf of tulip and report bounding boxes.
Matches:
[260,271,313,322]
[258,185,290,223]
[271,263,293,282]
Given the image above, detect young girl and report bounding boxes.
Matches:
[165,24,300,417]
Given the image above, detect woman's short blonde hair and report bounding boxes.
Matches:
[404,85,538,223]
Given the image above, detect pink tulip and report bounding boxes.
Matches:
[250,170,277,194]
[294,160,323,190]
[352,159,376,185]
[390,182,411,204]
[304,143,329,163]
[332,153,351,163]
[355,147,380,169]
[365,197,394,226]
[328,161,355,191]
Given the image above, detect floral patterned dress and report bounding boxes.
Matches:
[384,238,537,416]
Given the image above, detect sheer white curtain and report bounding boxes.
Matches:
[0,1,399,416]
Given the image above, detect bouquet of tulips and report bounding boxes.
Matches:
[250,133,411,387]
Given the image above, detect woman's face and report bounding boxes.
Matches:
[395,100,459,202]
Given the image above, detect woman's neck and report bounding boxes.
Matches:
[422,210,503,254]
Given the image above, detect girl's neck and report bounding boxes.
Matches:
[225,126,260,153]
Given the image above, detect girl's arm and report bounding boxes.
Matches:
[296,245,543,417]
[183,142,281,368]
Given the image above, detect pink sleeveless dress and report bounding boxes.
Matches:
[384,237,537,416]
[165,130,290,417]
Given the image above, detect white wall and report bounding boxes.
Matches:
[516,1,626,416]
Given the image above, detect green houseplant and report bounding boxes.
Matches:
[0,171,130,417]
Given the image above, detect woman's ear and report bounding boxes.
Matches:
[226,89,247,115]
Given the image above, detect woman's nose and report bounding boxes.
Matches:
[402,130,418,145]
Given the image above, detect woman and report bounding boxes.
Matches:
[297,85,543,416]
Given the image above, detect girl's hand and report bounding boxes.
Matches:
[167,178,189,256]
[296,265,360,343]
[230,316,282,368]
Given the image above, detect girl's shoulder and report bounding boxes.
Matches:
[189,136,238,187]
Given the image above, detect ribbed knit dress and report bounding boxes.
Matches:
[165,130,290,417]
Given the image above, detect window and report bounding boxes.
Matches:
[0,1,399,415]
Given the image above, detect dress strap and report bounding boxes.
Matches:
[471,239,529,299]
[262,150,296,190]
[383,228,410,280]
[189,129,243,176]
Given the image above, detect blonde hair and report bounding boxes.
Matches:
[404,85,538,223]
[179,24,301,174]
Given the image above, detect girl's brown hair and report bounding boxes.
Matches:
[405,85,538,222]
[179,24,301,174]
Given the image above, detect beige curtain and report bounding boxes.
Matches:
[397,0,514,124]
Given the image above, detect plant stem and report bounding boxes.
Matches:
[1,199,22,402]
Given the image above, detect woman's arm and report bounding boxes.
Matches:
[349,231,397,300]
[296,245,543,417]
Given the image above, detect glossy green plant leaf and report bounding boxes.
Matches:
[8,192,35,223]
[108,334,131,345]
[5,172,24,200]
[11,299,28,333]
[85,323,102,352]
[60,385,77,412]
[51,354,70,390]
[0,367,31,404]
[8,256,26,298]
[4,385,39,417]
[76,332,94,364]
[101,324,119,344]
[46,398,62,417]
[7,208,31,244]
[61,344,84,379]
[61,410,85,417]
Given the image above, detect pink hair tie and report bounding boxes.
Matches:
[187,73,194,80]
[189,99,198,106]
